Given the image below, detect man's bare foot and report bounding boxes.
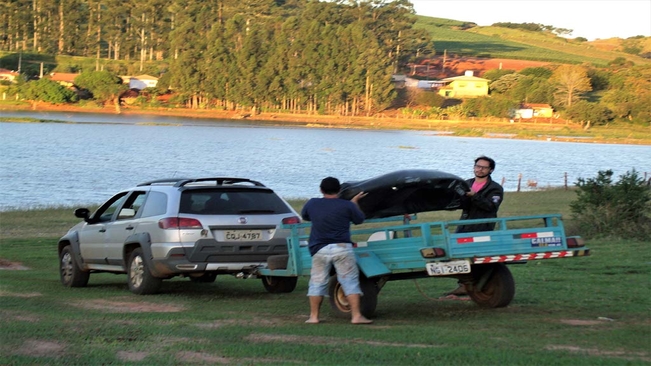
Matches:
[351,317,373,324]
[305,318,320,324]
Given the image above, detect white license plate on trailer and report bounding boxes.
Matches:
[224,230,262,241]
[426,260,471,276]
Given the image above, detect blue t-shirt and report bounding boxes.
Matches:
[301,197,365,256]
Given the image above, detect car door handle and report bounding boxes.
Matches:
[125,226,134,230]
[99,228,106,233]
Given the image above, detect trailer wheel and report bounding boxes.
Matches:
[328,275,377,318]
[261,276,297,293]
[467,263,515,308]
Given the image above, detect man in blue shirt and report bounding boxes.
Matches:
[301,177,372,324]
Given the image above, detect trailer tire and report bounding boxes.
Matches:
[328,275,377,318]
[261,276,297,293]
[267,255,289,270]
[467,263,515,308]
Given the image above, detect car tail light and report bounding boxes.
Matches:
[566,237,585,248]
[282,216,301,225]
[158,217,203,229]
[420,247,446,258]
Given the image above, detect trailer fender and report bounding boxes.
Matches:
[355,251,391,278]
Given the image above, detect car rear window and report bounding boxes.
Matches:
[179,189,292,215]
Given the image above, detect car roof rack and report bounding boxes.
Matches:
[137,178,193,186]
[137,177,266,188]
[175,177,266,188]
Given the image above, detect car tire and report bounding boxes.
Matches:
[189,273,218,283]
[127,248,162,295]
[261,276,298,293]
[59,245,90,288]
[466,263,515,308]
[327,275,378,318]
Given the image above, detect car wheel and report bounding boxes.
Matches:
[127,248,162,295]
[261,276,298,293]
[189,273,218,283]
[59,245,90,287]
[327,275,377,318]
[466,263,515,308]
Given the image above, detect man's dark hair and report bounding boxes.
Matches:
[320,177,341,194]
[475,156,496,170]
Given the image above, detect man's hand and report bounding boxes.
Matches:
[351,191,368,204]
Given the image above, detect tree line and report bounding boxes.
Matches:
[1,0,430,115]
[1,0,649,124]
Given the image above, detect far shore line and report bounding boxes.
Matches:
[2,102,649,145]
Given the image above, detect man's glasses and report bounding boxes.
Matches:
[474,164,491,170]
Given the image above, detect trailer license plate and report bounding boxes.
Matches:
[426,260,471,276]
[225,230,262,241]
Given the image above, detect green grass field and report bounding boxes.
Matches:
[414,16,651,66]
[1,190,650,365]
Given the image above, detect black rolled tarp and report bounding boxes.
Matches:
[339,169,470,218]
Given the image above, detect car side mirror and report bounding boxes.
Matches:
[74,208,91,221]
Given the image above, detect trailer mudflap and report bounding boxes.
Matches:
[355,251,392,278]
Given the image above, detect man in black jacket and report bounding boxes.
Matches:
[446,156,504,296]
[456,156,504,233]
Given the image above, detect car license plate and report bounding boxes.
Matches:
[426,260,471,276]
[224,230,262,241]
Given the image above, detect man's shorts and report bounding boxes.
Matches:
[307,243,362,297]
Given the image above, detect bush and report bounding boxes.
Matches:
[570,170,651,239]
[20,78,78,103]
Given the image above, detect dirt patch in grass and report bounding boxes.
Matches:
[0,258,30,270]
[0,290,42,298]
[0,309,40,322]
[175,351,304,365]
[117,351,150,362]
[546,345,650,362]
[246,333,440,348]
[15,339,66,358]
[72,298,186,313]
[176,351,232,364]
[194,316,284,329]
[560,319,607,326]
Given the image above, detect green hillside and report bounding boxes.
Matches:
[414,16,651,67]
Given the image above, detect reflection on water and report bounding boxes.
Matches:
[1,111,649,211]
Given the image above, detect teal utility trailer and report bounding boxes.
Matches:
[256,214,590,318]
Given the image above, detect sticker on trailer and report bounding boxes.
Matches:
[456,236,491,244]
[513,232,555,239]
[531,237,562,247]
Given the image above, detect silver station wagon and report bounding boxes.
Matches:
[58,177,301,294]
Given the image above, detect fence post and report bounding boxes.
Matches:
[501,177,506,187]
[564,172,568,190]
[517,173,522,192]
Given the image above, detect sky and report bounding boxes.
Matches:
[409,0,651,41]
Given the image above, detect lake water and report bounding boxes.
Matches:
[1,111,649,211]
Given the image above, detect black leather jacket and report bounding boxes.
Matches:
[456,176,504,233]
